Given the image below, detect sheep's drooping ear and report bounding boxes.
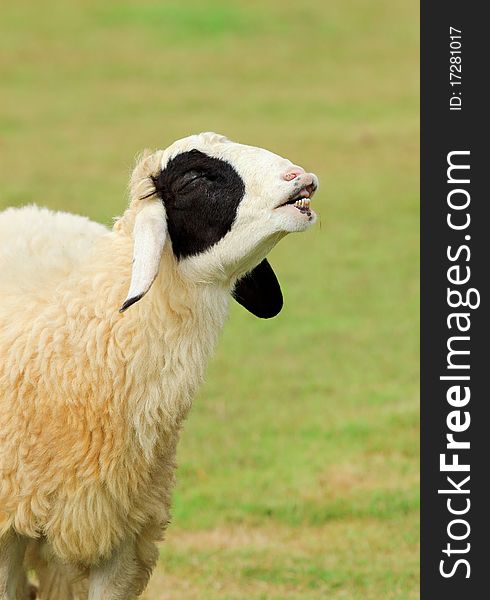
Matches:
[232,259,283,319]
[120,203,167,312]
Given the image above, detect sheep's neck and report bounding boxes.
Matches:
[119,252,231,456]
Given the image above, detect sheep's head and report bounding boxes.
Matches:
[121,132,319,318]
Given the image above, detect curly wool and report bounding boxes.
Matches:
[0,189,230,568]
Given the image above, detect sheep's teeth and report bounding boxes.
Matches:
[292,197,311,212]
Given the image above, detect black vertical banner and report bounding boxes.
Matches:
[421,2,490,598]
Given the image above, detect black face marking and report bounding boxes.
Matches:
[152,149,245,259]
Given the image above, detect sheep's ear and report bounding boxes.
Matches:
[232,259,283,319]
[120,203,167,312]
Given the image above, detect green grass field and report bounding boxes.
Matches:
[0,1,419,598]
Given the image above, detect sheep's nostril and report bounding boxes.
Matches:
[283,168,305,181]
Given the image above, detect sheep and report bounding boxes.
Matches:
[0,131,319,600]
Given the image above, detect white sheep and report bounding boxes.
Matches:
[0,132,318,600]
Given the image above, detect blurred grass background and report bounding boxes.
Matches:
[0,0,419,598]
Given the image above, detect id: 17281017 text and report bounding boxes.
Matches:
[449,27,462,111]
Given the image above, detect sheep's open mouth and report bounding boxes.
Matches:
[277,186,316,216]
[280,196,312,215]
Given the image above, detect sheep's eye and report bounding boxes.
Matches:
[178,170,217,191]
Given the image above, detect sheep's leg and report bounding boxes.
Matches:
[88,540,145,600]
[0,530,29,600]
[35,559,87,600]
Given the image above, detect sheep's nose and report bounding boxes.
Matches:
[282,167,305,181]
